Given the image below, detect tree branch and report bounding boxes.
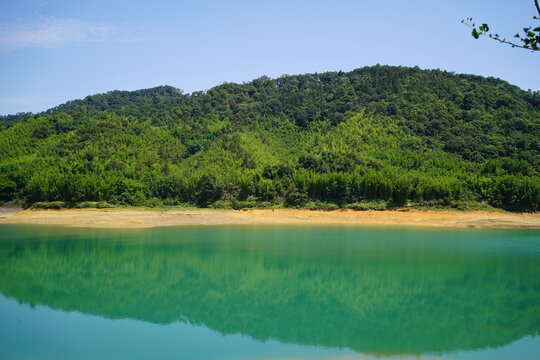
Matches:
[463,0,540,53]
[462,21,540,51]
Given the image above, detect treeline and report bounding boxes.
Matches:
[13,162,540,212]
[0,66,539,211]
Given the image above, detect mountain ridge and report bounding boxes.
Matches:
[2,65,536,121]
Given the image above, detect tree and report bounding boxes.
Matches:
[462,0,540,51]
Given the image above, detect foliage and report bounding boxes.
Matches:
[32,201,68,209]
[345,201,388,211]
[462,1,540,51]
[0,66,539,211]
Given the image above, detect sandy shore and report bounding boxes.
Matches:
[0,208,539,229]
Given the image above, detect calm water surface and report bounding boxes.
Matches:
[0,224,539,359]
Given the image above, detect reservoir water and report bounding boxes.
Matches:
[0,224,539,359]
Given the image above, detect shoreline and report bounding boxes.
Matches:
[0,208,539,229]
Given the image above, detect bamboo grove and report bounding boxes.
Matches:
[0,65,539,211]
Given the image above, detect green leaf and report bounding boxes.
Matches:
[472,28,480,39]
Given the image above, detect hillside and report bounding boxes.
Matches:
[0,65,539,211]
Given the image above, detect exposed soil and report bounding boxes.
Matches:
[1,208,539,229]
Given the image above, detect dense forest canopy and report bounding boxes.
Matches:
[0,65,539,211]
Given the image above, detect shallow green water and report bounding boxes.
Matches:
[0,224,539,359]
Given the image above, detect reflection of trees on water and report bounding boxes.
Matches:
[1,225,539,355]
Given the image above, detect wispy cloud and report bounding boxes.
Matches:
[0,16,137,49]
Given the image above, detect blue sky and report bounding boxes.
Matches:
[0,0,538,115]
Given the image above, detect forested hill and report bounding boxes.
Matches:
[1,65,539,211]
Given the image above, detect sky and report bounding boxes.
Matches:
[0,0,538,115]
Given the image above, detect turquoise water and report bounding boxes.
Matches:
[0,224,539,359]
